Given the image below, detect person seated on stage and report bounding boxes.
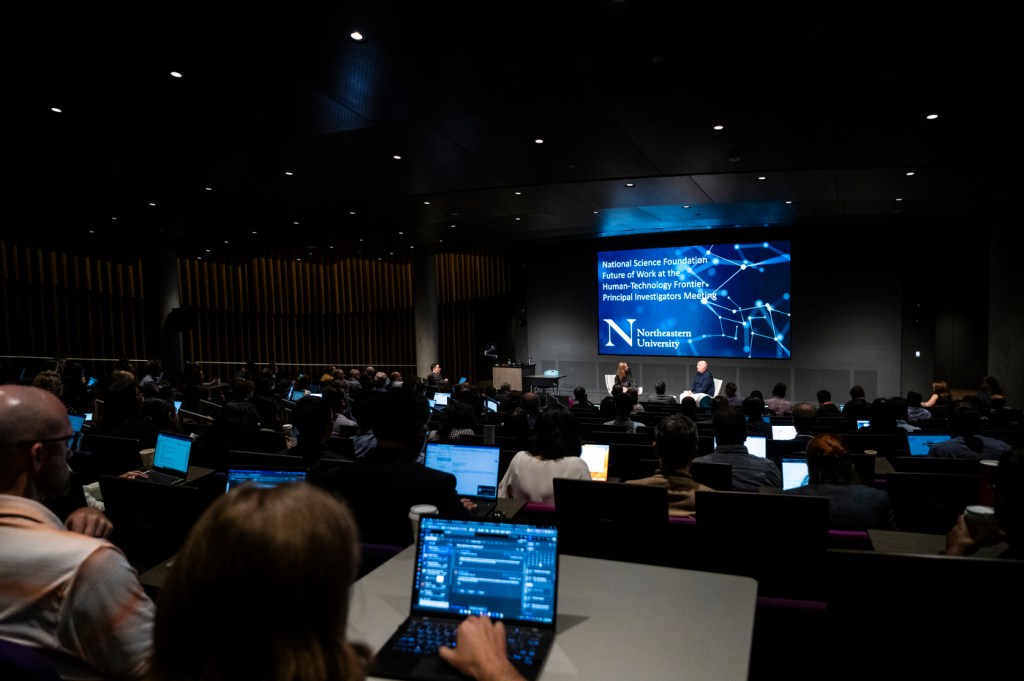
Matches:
[815,389,842,416]
[317,388,473,547]
[693,406,781,492]
[784,433,898,531]
[1,384,153,680]
[743,395,772,437]
[614,361,635,388]
[571,386,597,410]
[763,382,793,417]
[498,410,591,505]
[646,381,678,405]
[626,413,711,517]
[680,360,715,406]
[905,390,932,423]
[604,392,640,433]
[944,447,1022,559]
[147,482,531,681]
[929,403,1013,461]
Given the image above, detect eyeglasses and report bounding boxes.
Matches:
[14,434,75,456]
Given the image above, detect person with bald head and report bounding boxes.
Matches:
[0,384,154,680]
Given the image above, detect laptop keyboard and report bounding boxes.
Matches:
[142,469,182,485]
[392,619,543,670]
[472,501,496,517]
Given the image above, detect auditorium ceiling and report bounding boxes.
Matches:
[24,1,1014,262]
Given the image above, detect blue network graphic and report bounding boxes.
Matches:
[597,241,791,359]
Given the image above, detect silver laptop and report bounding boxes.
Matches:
[424,442,501,516]
[580,442,611,481]
[140,431,194,485]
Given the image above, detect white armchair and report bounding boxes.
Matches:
[713,378,723,397]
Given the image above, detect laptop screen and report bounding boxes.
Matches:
[173,400,182,413]
[153,432,192,474]
[772,424,797,441]
[225,467,308,492]
[781,457,810,490]
[747,435,767,458]
[424,442,501,499]
[906,433,952,455]
[413,515,559,625]
[433,392,451,408]
[580,443,610,481]
[856,420,869,429]
[68,414,85,448]
[484,397,499,413]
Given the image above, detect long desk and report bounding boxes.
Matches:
[347,546,758,681]
[525,374,566,395]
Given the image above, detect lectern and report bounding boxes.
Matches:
[491,364,535,392]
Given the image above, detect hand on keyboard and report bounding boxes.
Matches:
[438,616,525,681]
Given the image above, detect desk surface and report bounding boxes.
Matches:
[347,547,758,681]
[868,529,1008,557]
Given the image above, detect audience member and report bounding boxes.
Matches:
[975,375,1004,411]
[694,406,781,491]
[599,383,622,419]
[318,388,471,546]
[571,386,597,409]
[614,361,634,388]
[191,400,264,471]
[763,382,793,417]
[428,400,479,442]
[944,448,1021,559]
[723,381,743,407]
[626,414,711,516]
[138,359,163,397]
[921,380,952,409]
[285,395,337,473]
[842,385,871,425]
[646,381,677,404]
[31,369,64,399]
[604,392,640,433]
[0,384,154,680]
[679,395,699,420]
[905,391,932,422]
[498,410,590,505]
[815,389,841,416]
[494,382,513,404]
[148,482,520,681]
[520,391,542,429]
[743,395,771,437]
[784,433,898,530]
[95,373,145,440]
[502,407,532,452]
[929,403,1013,461]
[626,386,644,413]
[791,401,817,446]
[887,395,919,432]
[322,381,359,434]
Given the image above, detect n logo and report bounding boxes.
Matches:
[603,318,636,347]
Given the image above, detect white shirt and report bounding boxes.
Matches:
[497,451,591,505]
[0,495,154,680]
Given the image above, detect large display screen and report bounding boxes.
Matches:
[598,240,791,359]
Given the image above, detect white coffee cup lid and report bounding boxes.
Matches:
[965,504,995,517]
[980,459,999,467]
[409,504,439,519]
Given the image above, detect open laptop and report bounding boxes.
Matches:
[771,424,797,441]
[906,432,952,456]
[424,442,501,517]
[432,392,451,411]
[370,514,560,681]
[580,442,610,481]
[225,465,308,492]
[139,431,196,485]
[68,413,85,448]
[483,396,499,413]
[781,457,810,490]
[713,434,766,457]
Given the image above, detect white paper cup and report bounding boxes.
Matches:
[409,504,439,548]
[139,448,156,468]
[964,504,998,544]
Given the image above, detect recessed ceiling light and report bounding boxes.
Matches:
[713,124,724,131]
[111,216,117,220]
[926,114,938,120]
[51,107,62,113]
[758,176,766,181]
[393,155,401,160]
[593,211,599,214]
[515,217,521,221]
[284,171,293,176]
[410,245,415,249]
[252,231,258,234]
[682,205,690,209]
[450,224,456,228]
[205,187,212,191]
[624,183,635,187]
[359,238,364,242]
[205,249,211,253]
[350,31,364,41]
[89,230,95,234]
[424,201,430,205]
[398,231,404,235]
[149,202,156,206]
[349,211,356,215]
[514,191,522,195]
[197,256,203,260]
[905,171,915,176]
[785,200,792,204]
[223,240,229,244]
[534,139,544,144]
[896,197,903,201]
[170,71,182,78]
[293,221,299,225]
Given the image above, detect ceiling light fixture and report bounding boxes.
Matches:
[926,114,938,120]
[393,155,401,160]
[906,171,915,176]
[713,124,724,130]
[625,183,635,187]
[284,171,293,176]
[758,176,766,181]
[51,107,62,113]
[424,201,430,205]
[350,31,364,41]
[535,139,544,144]
[170,71,182,78]
[514,191,522,195]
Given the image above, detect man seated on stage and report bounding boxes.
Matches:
[680,360,715,405]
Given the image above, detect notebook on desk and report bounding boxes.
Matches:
[370,514,560,681]
[423,442,501,517]
[140,431,195,485]
[906,432,952,455]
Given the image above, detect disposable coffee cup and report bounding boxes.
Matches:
[863,450,878,456]
[964,504,998,544]
[484,424,496,445]
[979,459,998,505]
[139,448,156,468]
[409,504,439,548]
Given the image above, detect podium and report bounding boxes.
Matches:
[491,364,535,392]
